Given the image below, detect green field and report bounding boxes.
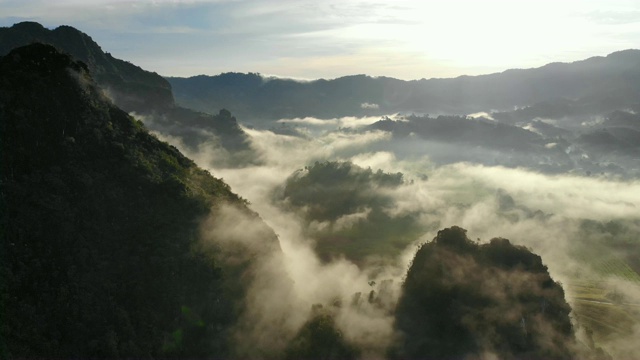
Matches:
[575,249,640,285]
[565,278,640,357]
[564,243,640,354]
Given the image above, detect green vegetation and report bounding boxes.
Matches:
[277,161,424,262]
[392,227,577,359]
[565,279,640,355]
[0,21,174,113]
[281,161,403,222]
[1,29,638,360]
[0,22,255,164]
[576,219,640,277]
[561,217,640,347]
[572,298,640,342]
[284,309,359,360]
[576,255,640,283]
[0,44,259,358]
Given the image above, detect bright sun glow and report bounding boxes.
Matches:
[336,0,620,73]
[1,0,639,78]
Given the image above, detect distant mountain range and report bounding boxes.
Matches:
[4,21,638,128]
[167,50,640,122]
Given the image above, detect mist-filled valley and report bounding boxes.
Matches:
[159,110,640,359]
[1,20,640,360]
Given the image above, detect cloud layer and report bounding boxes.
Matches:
[153,119,640,357]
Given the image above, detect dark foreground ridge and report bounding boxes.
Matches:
[0,43,269,358]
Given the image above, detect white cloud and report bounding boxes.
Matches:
[360,102,379,109]
[147,119,640,356]
[277,117,337,126]
[276,115,386,129]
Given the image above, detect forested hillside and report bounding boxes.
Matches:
[393,227,588,359]
[276,161,423,262]
[167,50,640,121]
[0,22,254,165]
[1,21,636,359]
[0,43,275,358]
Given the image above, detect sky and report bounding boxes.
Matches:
[1,0,639,80]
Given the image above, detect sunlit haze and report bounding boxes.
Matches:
[1,0,639,79]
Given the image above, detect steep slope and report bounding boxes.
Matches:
[0,22,253,162]
[0,21,172,113]
[168,50,640,121]
[0,43,275,358]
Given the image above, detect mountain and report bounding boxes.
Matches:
[0,43,278,358]
[275,161,423,263]
[0,21,172,113]
[369,114,546,151]
[167,50,640,122]
[391,227,581,359]
[363,114,581,175]
[0,22,253,164]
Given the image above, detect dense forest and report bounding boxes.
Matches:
[393,227,577,359]
[0,43,273,358]
[276,161,423,262]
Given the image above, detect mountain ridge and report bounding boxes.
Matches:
[0,21,254,164]
[167,49,640,122]
[0,21,174,112]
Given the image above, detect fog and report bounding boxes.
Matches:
[150,117,640,358]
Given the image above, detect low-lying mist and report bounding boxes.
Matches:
[150,116,640,358]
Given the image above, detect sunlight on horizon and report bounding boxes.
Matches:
[1,0,639,79]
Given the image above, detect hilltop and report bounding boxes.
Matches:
[0,22,254,166]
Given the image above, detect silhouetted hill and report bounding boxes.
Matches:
[492,93,640,126]
[275,161,423,262]
[0,22,253,162]
[0,21,173,113]
[369,115,545,151]
[391,226,579,359]
[0,43,276,358]
[577,127,640,155]
[168,50,640,122]
[602,110,640,130]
